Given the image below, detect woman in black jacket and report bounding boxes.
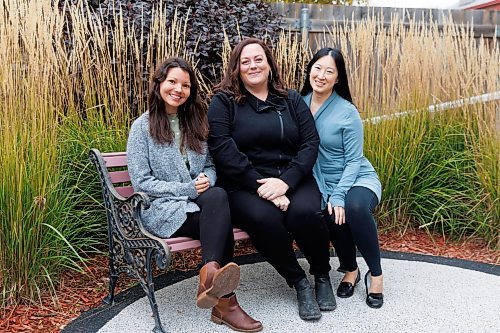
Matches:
[208,38,335,321]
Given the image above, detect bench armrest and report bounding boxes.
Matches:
[89,149,171,270]
[115,191,170,270]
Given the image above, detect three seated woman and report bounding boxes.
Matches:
[126,38,384,332]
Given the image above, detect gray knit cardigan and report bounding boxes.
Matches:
[126,112,216,238]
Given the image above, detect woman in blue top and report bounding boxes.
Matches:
[301,48,384,309]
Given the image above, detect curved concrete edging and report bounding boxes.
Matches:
[63,252,500,333]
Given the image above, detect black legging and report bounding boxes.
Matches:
[228,176,331,286]
[171,187,234,266]
[326,186,382,276]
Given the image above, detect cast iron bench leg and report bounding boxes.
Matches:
[103,273,119,305]
[145,248,166,333]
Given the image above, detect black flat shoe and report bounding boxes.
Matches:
[336,269,360,298]
[294,277,322,320]
[364,270,384,309]
[314,274,337,311]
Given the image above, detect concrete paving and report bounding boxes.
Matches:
[64,253,500,333]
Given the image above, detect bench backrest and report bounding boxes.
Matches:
[101,152,134,198]
[98,151,250,251]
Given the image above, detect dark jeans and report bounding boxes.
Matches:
[228,176,331,286]
[326,186,382,276]
[171,187,234,266]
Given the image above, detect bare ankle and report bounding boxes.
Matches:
[342,267,359,284]
[369,274,383,293]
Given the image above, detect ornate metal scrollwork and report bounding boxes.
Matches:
[115,194,149,239]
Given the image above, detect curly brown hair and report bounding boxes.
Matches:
[148,58,207,153]
[214,38,287,103]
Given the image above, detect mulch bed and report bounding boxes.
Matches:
[1,229,498,333]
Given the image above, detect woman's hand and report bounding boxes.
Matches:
[271,195,290,211]
[256,178,289,200]
[327,202,345,225]
[195,173,210,194]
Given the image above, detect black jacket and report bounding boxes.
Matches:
[207,89,319,192]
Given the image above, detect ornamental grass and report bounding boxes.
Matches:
[0,0,498,306]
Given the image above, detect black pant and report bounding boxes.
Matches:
[326,186,382,276]
[171,187,234,266]
[228,177,331,286]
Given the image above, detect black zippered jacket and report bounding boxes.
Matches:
[207,89,319,192]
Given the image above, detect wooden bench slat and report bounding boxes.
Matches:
[102,152,126,158]
[165,229,249,246]
[166,229,250,252]
[103,155,128,168]
[109,170,131,184]
[169,231,250,252]
[170,240,202,252]
[115,186,134,197]
[166,237,195,245]
[234,231,250,241]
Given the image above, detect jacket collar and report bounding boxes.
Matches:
[244,88,288,113]
[305,91,338,120]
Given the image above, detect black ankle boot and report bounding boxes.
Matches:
[294,277,322,320]
[314,274,336,311]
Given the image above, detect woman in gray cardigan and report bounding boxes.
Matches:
[127,58,262,332]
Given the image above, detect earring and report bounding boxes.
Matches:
[268,71,273,82]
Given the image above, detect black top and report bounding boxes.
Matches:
[207,89,319,192]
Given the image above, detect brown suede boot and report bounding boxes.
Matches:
[211,294,263,332]
[197,262,240,309]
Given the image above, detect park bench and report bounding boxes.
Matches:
[89,148,250,333]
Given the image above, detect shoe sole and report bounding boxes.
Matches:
[319,304,337,311]
[197,263,240,308]
[211,315,263,332]
[366,299,383,309]
[299,313,322,321]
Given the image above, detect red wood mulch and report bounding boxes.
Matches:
[1,229,498,333]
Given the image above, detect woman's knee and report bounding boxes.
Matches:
[199,186,228,206]
[243,210,287,240]
[345,187,378,217]
[344,198,371,221]
[286,206,325,233]
[207,186,228,200]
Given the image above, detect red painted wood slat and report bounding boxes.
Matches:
[165,237,195,245]
[115,186,134,197]
[169,240,201,252]
[109,170,131,184]
[102,152,126,157]
[103,155,128,168]
[234,231,250,241]
[166,229,250,252]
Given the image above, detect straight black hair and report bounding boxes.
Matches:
[300,47,353,104]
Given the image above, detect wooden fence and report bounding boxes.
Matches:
[271,3,499,46]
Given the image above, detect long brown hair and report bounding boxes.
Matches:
[148,58,207,153]
[214,38,287,103]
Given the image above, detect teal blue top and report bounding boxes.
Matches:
[303,91,382,209]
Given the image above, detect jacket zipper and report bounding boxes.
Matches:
[276,110,284,175]
[275,110,284,142]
